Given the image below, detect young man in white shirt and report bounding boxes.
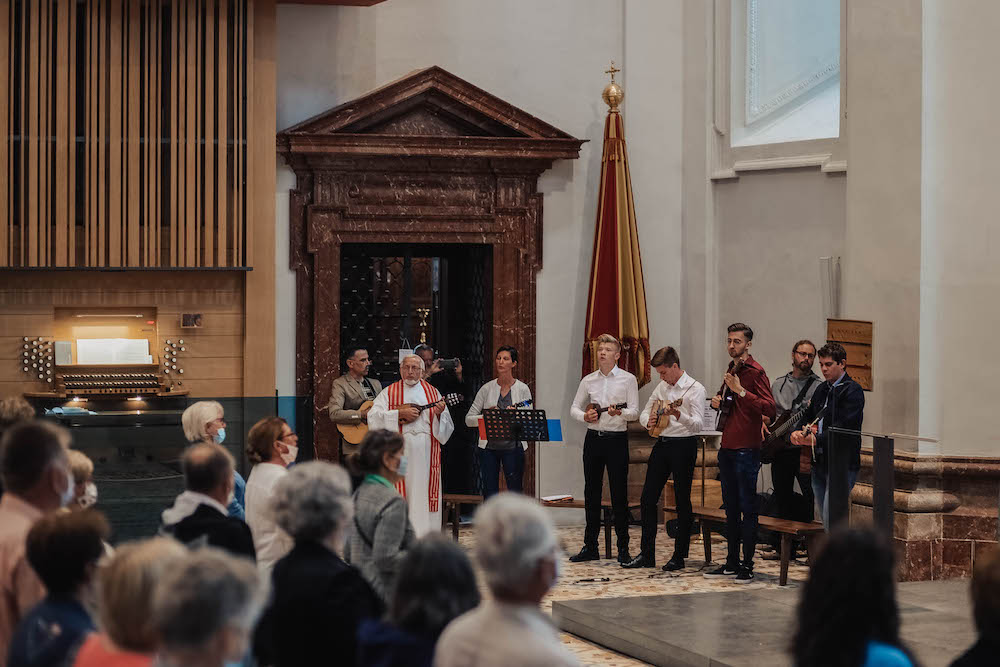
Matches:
[568,334,639,563]
[622,346,706,571]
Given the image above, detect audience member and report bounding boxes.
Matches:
[434,493,579,667]
[73,537,187,667]
[0,398,34,442]
[244,417,297,575]
[345,429,416,602]
[254,462,382,667]
[7,510,109,667]
[951,546,1000,666]
[0,421,73,666]
[161,442,255,560]
[151,548,267,667]
[358,534,480,667]
[66,450,98,510]
[181,401,245,519]
[792,527,914,667]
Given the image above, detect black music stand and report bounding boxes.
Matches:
[482,409,550,443]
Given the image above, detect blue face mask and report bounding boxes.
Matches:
[396,454,408,477]
[213,427,226,444]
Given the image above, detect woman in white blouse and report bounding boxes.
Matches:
[465,346,532,498]
[244,416,298,574]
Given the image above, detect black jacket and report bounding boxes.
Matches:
[162,503,256,560]
[255,540,385,667]
[802,373,865,471]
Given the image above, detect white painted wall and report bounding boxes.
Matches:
[274,0,685,512]
[920,0,1000,457]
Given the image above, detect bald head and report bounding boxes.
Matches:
[182,442,234,497]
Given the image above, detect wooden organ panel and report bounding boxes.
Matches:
[0,0,252,269]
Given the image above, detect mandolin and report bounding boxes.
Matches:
[715,358,746,431]
[585,401,628,418]
[336,393,462,445]
[490,398,533,410]
[646,397,684,438]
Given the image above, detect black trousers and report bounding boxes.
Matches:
[771,445,815,533]
[582,430,629,551]
[639,436,697,560]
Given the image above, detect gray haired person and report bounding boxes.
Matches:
[254,462,383,666]
[434,493,580,667]
[152,548,267,667]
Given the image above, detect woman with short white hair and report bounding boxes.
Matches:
[151,548,267,667]
[181,401,245,519]
[434,493,580,667]
[253,462,383,666]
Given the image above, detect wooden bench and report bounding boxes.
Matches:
[441,494,485,540]
[543,499,641,559]
[664,504,824,586]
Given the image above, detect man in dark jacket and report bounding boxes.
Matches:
[161,442,255,560]
[793,342,865,529]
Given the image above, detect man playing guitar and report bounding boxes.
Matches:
[328,346,383,462]
[705,323,776,584]
[791,342,865,529]
[761,340,820,558]
[622,346,706,571]
[568,333,639,564]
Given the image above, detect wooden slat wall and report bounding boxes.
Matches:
[0,0,252,269]
[0,272,245,398]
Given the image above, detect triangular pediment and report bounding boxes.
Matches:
[279,66,575,140]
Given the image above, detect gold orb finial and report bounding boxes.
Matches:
[602,60,624,111]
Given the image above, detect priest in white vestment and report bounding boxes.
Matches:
[368,354,454,536]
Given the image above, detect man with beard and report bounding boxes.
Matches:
[705,323,775,584]
[367,354,455,536]
[761,340,820,559]
[792,342,865,529]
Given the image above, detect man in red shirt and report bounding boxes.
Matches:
[704,323,776,583]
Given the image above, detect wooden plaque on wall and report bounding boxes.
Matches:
[827,318,873,391]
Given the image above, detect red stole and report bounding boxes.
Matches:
[386,379,442,513]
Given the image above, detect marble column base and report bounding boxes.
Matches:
[852,450,1000,581]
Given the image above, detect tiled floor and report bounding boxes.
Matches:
[457,523,812,666]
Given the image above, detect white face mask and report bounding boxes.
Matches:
[396,454,408,477]
[280,444,298,466]
[80,482,98,508]
[58,467,76,508]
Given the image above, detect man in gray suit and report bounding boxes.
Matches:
[328,346,383,458]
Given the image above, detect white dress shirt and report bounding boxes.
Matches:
[638,372,707,438]
[570,365,639,432]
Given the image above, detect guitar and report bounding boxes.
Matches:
[489,398,533,410]
[760,401,812,462]
[646,398,684,438]
[336,393,463,445]
[715,358,746,431]
[585,401,628,419]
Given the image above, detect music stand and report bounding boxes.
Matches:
[482,409,550,443]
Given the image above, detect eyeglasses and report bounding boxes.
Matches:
[280,431,297,440]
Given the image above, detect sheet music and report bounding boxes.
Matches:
[700,398,722,436]
[76,338,151,364]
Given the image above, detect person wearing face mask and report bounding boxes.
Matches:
[345,429,417,603]
[65,449,99,511]
[0,420,75,666]
[367,355,454,537]
[253,462,383,667]
[181,401,246,520]
[160,443,255,560]
[244,417,298,576]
